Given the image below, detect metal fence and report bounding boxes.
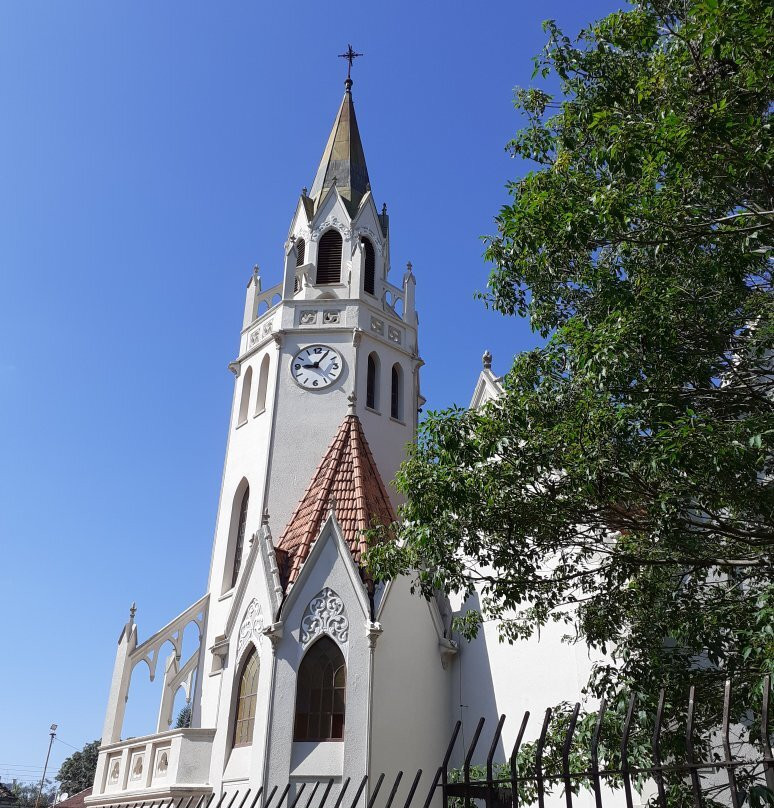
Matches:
[94,676,774,808]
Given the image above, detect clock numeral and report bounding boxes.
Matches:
[331,363,339,370]
[294,364,301,370]
[313,347,323,354]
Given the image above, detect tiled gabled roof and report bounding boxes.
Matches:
[276,413,396,588]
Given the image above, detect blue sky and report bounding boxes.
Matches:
[0,0,624,781]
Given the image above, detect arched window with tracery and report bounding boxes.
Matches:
[232,647,259,747]
[366,352,380,410]
[255,354,270,415]
[231,486,249,589]
[237,367,252,426]
[316,230,342,285]
[362,237,375,295]
[294,636,346,741]
[390,363,403,420]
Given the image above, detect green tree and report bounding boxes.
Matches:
[367,0,773,803]
[10,781,56,808]
[175,703,192,729]
[55,741,100,797]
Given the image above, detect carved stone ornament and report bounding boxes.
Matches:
[370,317,384,335]
[356,226,383,255]
[323,310,341,324]
[388,326,402,344]
[311,217,352,241]
[109,759,120,784]
[130,754,144,781]
[262,320,273,336]
[300,310,317,325]
[300,588,349,646]
[249,329,261,346]
[237,599,264,658]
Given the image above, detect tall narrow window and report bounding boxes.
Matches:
[366,353,380,410]
[255,354,270,415]
[294,636,346,741]
[237,367,252,425]
[316,230,342,284]
[231,486,249,589]
[391,363,403,420]
[232,647,259,747]
[295,238,306,267]
[362,238,375,295]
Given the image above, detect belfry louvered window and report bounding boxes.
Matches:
[231,486,249,589]
[367,352,379,410]
[295,238,306,267]
[294,636,346,741]
[316,230,342,284]
[391,363,403,420]
[362,238,375,295]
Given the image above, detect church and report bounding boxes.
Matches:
[87,65,592,807]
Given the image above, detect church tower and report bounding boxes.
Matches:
[90,66,453,808]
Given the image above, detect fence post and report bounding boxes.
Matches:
[509,712,529,808]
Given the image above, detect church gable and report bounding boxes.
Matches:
[276,410,396,589]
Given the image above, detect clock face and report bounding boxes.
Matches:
[291,344,344,390]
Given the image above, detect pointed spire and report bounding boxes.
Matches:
[309,80,371,214]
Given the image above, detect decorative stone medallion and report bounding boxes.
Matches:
[262,320,273,336]
[108,758,120,784]
[300,588,349,646]
[249,329,261,346]
[370,317,384,335]
[300,310,317,325]
[388,326,402,344]
[129,753,144,781]
[237,599,264,658]
[323,310,341,324]
[154,748,170,778]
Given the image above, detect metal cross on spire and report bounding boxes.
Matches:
[338,44,363,80]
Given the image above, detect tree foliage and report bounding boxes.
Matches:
[10,781,56,808]
[55,741,100,797]
[367,0,773,802]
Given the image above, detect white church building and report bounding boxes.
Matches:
[87,72,592,808]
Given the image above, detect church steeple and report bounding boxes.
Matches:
[309,77,371,214]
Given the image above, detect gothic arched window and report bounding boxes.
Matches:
[366,352,380,410]
[362,238,375,295]
[237,367,252,426]
[390,363,403,420]
[316,230,342,285]
[293,636,346,741]
[295,237,306,267]
[255,354,270,415]
[232,647,259,747]
[231,486,249,589]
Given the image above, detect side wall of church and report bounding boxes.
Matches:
[370,576,453,783]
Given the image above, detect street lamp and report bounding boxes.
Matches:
[34,724,57,808]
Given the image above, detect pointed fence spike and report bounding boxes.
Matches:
[510,711,530,808]
[651,689,667,808]
[349,776,368,808]
[722,679,741,808]
[422,768,443,808]
[562,703,581,808]
[263,786,279,808]
[402,770,422,808]
[289,783,307,808]
[383,772,403,808]
[486,715,506,808]
[464,718,486,808]
[535,708,552,808]
[303,783,320,808]
[332,779,351,808]
[366,774,385,808]
[620,692,637,808]
[248,788,264,808]
[590,698,606,808]
[686,686,703,808]
[316,781,334,808]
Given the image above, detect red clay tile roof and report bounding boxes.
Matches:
[276,413,396,588]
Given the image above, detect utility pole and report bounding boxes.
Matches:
[34,724,57,808]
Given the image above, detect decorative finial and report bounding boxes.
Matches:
[338,44,363,85]
[253,264,260,282]
[382,202,387,216]
[262,506,270,526]
[347,393,357,415]
[482,350,492,369]
[302,186,308,197]
[406,261,413,275]
[365,182,371,192]
[327,494,338,515]
[129,602,137,621]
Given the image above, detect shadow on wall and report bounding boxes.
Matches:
[449,589,503,767]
